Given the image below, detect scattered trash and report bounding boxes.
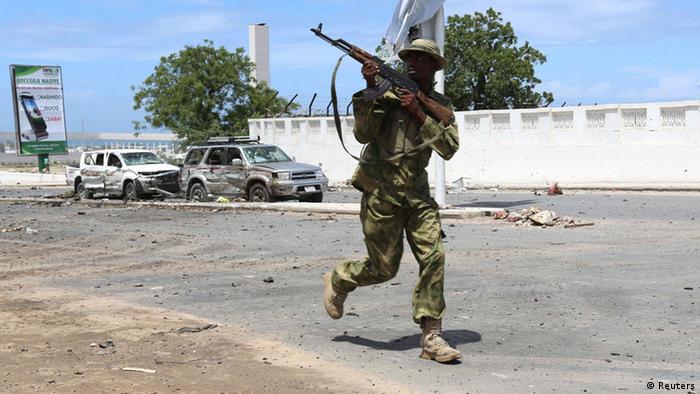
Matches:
[134,283,144,287]
[564,222,595,228]
[176,323,217,334]
[25,227,39,234]
[99,340,114,349]
[346,312,359,317]
[121,367,156,374]
[547,182,563,195]
[77,211,86,215]
[683,287,694,291]
[263,276,274,283]
[0,226,23,233]
[216,196,230,203]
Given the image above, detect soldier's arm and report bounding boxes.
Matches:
[352,92,387,144]
[419,114,459,160]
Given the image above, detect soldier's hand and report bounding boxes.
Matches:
[361,60,379,88]
[398,88,426,125]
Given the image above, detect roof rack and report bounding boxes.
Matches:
[206,136,260,145]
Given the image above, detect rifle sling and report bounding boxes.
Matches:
[331,55,443,164]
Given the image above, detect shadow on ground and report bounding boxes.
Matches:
[332,329,481,351]
[456,199,537,208]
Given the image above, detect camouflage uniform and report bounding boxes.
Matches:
[330,87,459,324]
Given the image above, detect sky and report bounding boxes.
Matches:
[2,0,700,133]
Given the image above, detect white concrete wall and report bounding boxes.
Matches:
[249,100,700,189]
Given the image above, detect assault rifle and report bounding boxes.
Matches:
[310,23,453,126]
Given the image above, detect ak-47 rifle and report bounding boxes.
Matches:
[310,23,453,126]
[311,23,454,125]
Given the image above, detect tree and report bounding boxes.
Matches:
[444,8,554,110]
[132,40,292,144]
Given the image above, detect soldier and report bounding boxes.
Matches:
[323,39,461,363]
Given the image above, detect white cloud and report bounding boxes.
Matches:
[445,0,659,46]
[542,70,700,105]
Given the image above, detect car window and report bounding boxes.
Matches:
[242,146,292,164]
[185,148,206,165]
[95,153,104,166]
[226,148,242,164]
[121,152,163,165]
[206,148,226,165]
[107,153,122,168]
[84,154,94,165]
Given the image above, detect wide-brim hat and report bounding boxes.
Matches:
[398,39,447,71]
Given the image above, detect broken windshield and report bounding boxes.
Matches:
[121,152,164,166]
[242,146,292,164]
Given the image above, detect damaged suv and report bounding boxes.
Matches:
[181,136,328,202]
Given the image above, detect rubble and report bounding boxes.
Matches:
[493,207,594,228]
[547,182,563,195]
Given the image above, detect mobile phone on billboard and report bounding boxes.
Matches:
[19,92,49,141]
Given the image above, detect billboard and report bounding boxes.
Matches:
[10,65,68,155]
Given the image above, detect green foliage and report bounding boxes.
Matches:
[132,40,291,145]
[445,8,554,110]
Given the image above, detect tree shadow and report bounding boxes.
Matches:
[332,329,481,351]
[455,199,537,208]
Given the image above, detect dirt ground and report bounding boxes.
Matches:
[0,202,410,394]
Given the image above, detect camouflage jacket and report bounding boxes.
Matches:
[350,87,459,207]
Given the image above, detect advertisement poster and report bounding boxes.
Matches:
[10,65,68,155]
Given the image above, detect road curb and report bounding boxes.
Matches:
[0,198,500,219]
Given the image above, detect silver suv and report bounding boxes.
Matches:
[180,136,328,202]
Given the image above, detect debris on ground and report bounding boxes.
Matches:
[99,340,114,349]
[216,196,230,203]
[121,367,156,374]
[547,182,563,195]
[25,227,39,234]
[493,207,594,228]
[176,324,217,334]
[263,276,274,283]
[0,225,24,233]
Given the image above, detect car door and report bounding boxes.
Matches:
[104,153,125,194]
[221,147,246,195]
[203,147,227,194]
[81,152,105,192]
[181,148,207,189]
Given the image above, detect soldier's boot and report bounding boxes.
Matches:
[419,317,462,363]
[323,272,347,319]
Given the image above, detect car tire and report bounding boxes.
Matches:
[248,183,272,202]
[76,181,92,200]
[124,181,139,200]
[188,183,210,202]
[299,192,323,203]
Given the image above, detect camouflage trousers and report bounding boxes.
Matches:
[331,192,446,324]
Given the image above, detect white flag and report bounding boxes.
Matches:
[383,0,445,55]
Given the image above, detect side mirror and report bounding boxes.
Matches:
[231,158,243,167]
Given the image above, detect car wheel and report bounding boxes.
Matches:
[188,183,210,202]
[299,192,323,203]
[124,181,139,200]
[248,183,271,202]
[76,182,92,200]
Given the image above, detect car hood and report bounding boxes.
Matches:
[254,161,320,172]
[127,164,180,173]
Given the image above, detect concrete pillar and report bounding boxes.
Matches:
[249,23,270,86]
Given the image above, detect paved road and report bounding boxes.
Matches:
[1,189,699,393]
